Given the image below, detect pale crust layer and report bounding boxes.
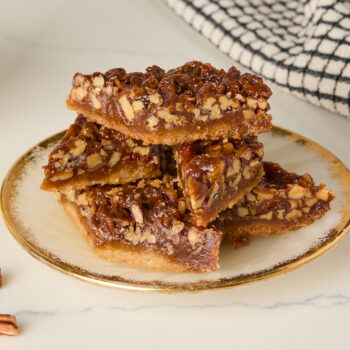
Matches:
[42,161,160,192]
[66,101,272,145]
[218,214,326,238]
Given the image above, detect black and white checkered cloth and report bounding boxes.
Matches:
[165,0,350,118]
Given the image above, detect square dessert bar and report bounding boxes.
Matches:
[216,162,334,240]
[66,61,272,145]
[41,115,160,191]
[174,137,264,226]
[58,176,222,272]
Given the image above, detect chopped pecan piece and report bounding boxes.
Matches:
[66,61,272,145]
[58,176,222,272]
[175,137,264,226]
[216,162,335,239]
[0,315,19,336]
[41,115,160,191]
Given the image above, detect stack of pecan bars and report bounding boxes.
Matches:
[41,62,334,272]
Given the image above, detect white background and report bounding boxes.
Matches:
[0,1,350,349]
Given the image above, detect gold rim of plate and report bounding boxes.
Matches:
[1,126,350,292]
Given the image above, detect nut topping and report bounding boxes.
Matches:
[149,93,161,104]
[237,207,249,217]
[170,221,185,237]
[133,146,150,157]
[177,198,187,215]
[146,115,159,130]
[90,92,101,109]
[243,109,255,120]
[50,170,74,182]
[243,166,251,179]
[132,100,145,113]
[246,97,258,109]
[188,229,203,253]
[108,151,121,167]
[119,94,135,121]
[70,139,87,157]
[157,109,178,123]
[316,187,330,201]
[92,75,105,88]
[86,153,103,170]
[305,197,318,207]
[258,99,268,109]
[285,209,302,221]
[232,158,241,174]
[71,87,87,101]
[287,184,309,199]
[259,211,273,220]
[246,193,256,202]
[203,97,221,119]
[289,200,298,209]
[190,194,206,210]
[131,204,143,224]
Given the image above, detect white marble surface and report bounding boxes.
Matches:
[0,0,350,349]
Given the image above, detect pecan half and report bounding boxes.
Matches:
[0,315,19,336]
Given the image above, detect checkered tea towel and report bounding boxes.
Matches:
[165,0,350,118]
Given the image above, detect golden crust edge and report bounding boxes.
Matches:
[219,211,328,238]
[66,99,271,145]
[41,161,160,192]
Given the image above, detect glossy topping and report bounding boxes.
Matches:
[175,136,264,226]
[67,61,272,145]
[42,115,160,190]
[217,162,334,237]
[60,176,222,272]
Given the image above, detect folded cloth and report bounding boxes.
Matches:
[165,0,350,118]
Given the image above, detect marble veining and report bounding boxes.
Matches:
[12,294,350,318]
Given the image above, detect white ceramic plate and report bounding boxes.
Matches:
[1,126,350,292]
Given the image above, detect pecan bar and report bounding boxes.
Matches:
[58,176,222,272]
[66,61,272,145]
[41,115,160,191]
[174,137,264,226]
[216,162,335,239]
